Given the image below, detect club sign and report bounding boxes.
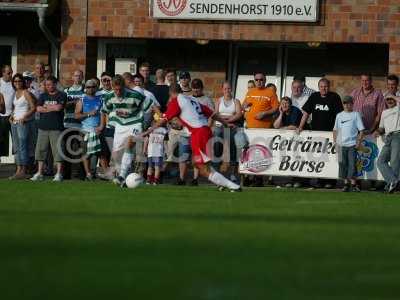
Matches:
[152,0,319,22]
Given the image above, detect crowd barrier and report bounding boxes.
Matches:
[239,129,384,180]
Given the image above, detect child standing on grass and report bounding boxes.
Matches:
[144,124,168,185]
[333,95,365,192]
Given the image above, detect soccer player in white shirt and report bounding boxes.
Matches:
[152,86,241,192]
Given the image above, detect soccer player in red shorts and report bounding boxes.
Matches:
[152,89,241,192]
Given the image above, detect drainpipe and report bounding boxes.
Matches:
[0,4,60,77]
[37,7,60,78]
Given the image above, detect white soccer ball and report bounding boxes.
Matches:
[125,173,143,189]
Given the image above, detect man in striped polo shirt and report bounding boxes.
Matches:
[63,70,85,179]
[101,75,159,186]
[64,70,85,128]
[351,74,385,135]
[96,72,114,171]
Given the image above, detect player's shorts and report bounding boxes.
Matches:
[148,156,164,167]
[191,126,212,166]
[112,123,142,152]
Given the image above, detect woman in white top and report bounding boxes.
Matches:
[213,81,244,183]
[9,73,36,179]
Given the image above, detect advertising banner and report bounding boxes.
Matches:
[239,129,384,180]
[152,0,319,22]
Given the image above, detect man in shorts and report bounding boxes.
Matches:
[101,75,159,186]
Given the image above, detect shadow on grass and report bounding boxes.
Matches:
[1,210,400,226]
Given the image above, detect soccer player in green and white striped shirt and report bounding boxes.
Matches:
[101,74,160,186]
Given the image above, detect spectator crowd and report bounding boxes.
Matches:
[0,61,399,193]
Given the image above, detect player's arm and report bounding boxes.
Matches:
[153,97,181,130]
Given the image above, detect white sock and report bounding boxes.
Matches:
[208,171,240,190]
[120,152,134,179]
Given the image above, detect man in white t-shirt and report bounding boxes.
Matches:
[333,95,365,192]
[0,65,15,159]
[290,79,310,110]
[374,95,400,193]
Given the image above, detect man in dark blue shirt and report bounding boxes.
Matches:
[31,76,66,182]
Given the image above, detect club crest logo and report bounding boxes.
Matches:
[355,140,379,177]
[240,144,273,173]
[156,0,187,16]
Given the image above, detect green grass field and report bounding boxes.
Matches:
[1,180,400,300]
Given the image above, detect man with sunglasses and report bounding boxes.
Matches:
[242,72,279,187]
[0,65,15,160]
[75,79,105,180]
[242,72,279,129]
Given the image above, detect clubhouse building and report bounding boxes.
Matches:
[0,0,398,100]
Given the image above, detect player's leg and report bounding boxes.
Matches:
[192,166,199,185]
[197,163,241,191]
[119,136,136,179]
[192,127,240,191]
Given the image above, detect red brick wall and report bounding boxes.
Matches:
[83,0,400,71]
[327,75,387,98]
[60,0,400,90]
[16,36,50,74]
[59,0,88,86]
[190,71,226,100]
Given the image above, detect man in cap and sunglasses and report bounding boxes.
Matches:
[75,79,105,180]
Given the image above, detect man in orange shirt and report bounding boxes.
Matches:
[243,72,279,128]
